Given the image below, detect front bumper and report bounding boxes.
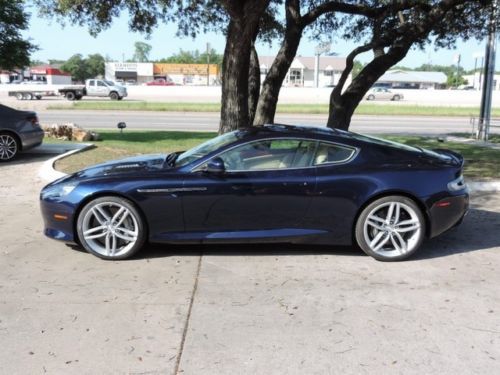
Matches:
[40,198,77,243]
[428,193,469,238]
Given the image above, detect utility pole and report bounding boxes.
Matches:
[479,0,498,141]
[206,43,210,86]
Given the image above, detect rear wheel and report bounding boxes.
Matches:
[392,95,401,101]
[0,132,19,162]
[24,92,33,100]
[16,93,24,100]
[367,94,375,100]
[65,91,76,100]
[355,195,425,261]
[76,196,146,260]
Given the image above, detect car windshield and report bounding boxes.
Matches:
[175,131,244,167]
[104,80,115,86]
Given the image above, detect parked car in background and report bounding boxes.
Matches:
[365,88,404,101]
[0,104,44,161]
[40,124,468,262]
[145,78,175,86]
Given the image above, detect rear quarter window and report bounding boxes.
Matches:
[314,142,356,165]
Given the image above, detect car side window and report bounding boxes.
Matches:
[97,81,106,87]
[314,142,356,165]
[89,80,95,86]
[215,139,317,171]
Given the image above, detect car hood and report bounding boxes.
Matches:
[73,154,168,179]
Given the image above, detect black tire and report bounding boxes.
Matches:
[117,96,123,100]
[355,195,425,261]
[36,95,42,100]
[392,95,401,101]
[367,94,375,100]
[16,93,24,100]
[0,132,20,162]
[65,91,76,101]
[75,95,83,100]
[109,92,119,100]
[76,196,147,260]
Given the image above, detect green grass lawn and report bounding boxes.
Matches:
[47,101,500,117]
[46,130,500,179]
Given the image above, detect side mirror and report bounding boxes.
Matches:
[205,157,225,174]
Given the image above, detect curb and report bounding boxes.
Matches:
[38,143,94,182]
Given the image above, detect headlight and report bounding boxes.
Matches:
[448,175,466,192]
[41,182,78,199]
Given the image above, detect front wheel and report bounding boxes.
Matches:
[355,196,425,261]
[109,92,119,100]
[65,91,76,101]
[76,196,147,260]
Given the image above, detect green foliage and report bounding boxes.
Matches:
[132,41,152,62]
[0,0,37,70]
[86,53,105,77]
[156,48,223,66]
[60,53,105,82]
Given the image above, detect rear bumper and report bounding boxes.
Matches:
[20,128,44,150]
[428,193,469,238]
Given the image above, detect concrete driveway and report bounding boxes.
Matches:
[1,155,499,374]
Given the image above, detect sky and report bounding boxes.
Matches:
[24,7,497,71]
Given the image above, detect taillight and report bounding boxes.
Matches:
[27,116,39,128]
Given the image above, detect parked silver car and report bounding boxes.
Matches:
[0,104,44,161]
[365,88,404,101]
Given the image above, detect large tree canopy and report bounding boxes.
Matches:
[35,0,494,132]
[0,0,37,70]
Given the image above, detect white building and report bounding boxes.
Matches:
[463,72,500,90]
[105,62,154,84]
[259,56,350,88]
[377,70,447,89]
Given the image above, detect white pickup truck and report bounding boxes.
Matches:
[8,79,127,101]
[58,79,128,100]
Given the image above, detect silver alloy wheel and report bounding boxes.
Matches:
[0,134,18,161]
[81,201,139,257]
[363,201,421,258]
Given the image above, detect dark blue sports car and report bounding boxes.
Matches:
[40,125,469,261]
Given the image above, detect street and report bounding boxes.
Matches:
[37,110,479,135]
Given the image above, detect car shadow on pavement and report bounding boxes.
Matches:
[139,243,361,260]
[412,207,500,260]
[0,153,54,167]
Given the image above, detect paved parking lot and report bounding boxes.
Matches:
[1,154,500,374]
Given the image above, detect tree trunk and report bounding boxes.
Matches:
[219,0,270,134]
[248,43,260,125]
[219,20,252,134]
[253,0,302,125]
[327,43,412,130]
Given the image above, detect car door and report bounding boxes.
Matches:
[181,138,318,238]
[306,141,360,245]
[96,80,108,96]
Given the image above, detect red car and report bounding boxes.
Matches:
[145,79,175,86]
